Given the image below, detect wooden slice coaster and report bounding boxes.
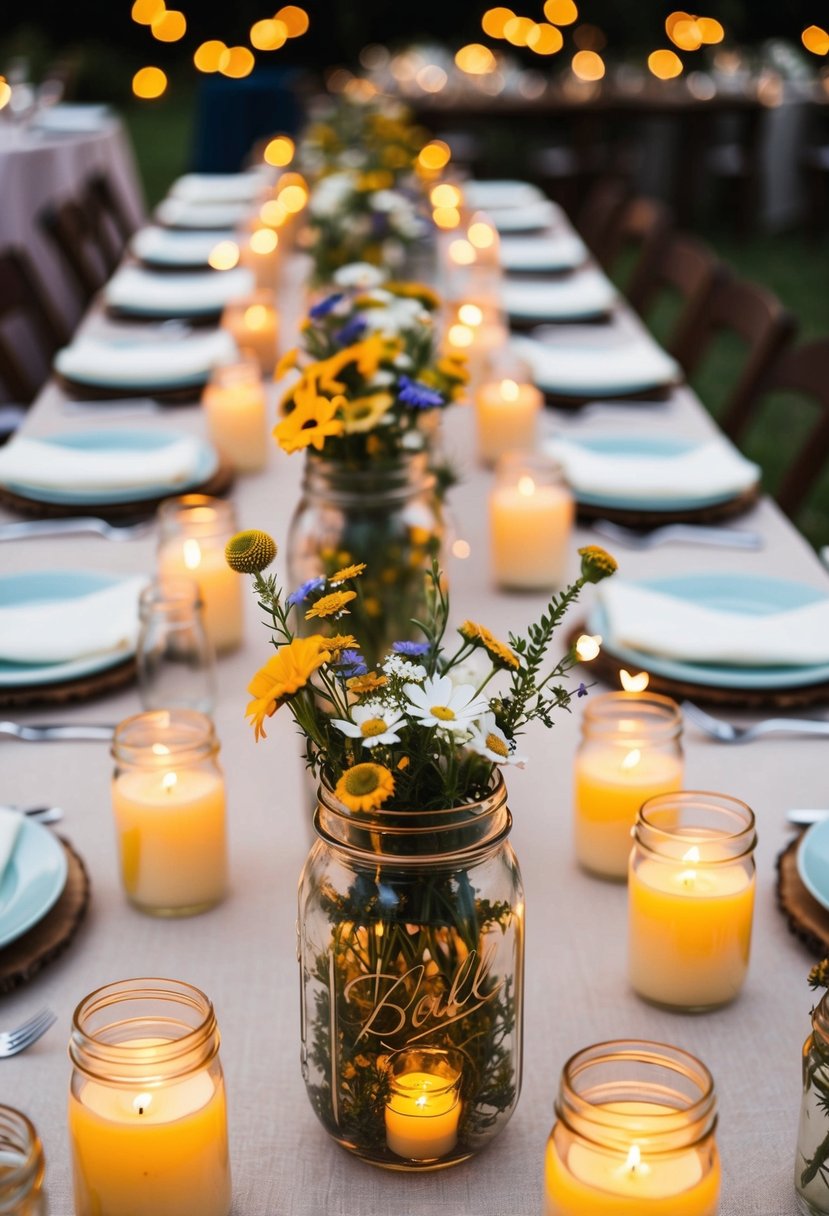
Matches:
[0,656,136,709]
[777,836,829,958]
[56,374,204,405]
[0,458,234,522]
[575,483,760,528]
[566,622,829,711]
[0,839,91,995]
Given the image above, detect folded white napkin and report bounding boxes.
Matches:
[500,233,588,273]
[511,335,681,396]
[464,180,545,209]
[503,270,617,321]
[33,103,111,133]
[55,329,238,389]
[0,433,206,493]
[490,200,561,233]
[0,808,22,885]
[0,576,147,665]
[105,266,254,316]
[170,171,269,203]
[545,436,760,501]
[130,227,236,268]
[599,580,829,667]
[155,197,251,229]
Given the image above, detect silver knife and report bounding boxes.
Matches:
[0,721,115,742]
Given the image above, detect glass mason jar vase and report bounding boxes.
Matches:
[287,451,445,667]
[111,710,228,916]
[573,692,684,880]
[136,577,216,716]
[298,775,524,1170]
[0,1106,46,1216]
[68,979,231,1216]
[544,1040,720,1215]
[796,990,829,1214]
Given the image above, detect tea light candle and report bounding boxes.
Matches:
[240,225,280,291]
[475,377,542,466]
[202,360,268,472]
[628,792,757,1010]
[385,1050,461,1161]
[157,496,243,654]
[489,453,574,589]
[221,291,279,375]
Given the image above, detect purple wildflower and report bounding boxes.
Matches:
[576,683,588,698]
[286,576,326,607]
[398,375,444,410]
[309,292,344,320]
[392,640,430,656]
[335,649,367,678]
[335,316,368,345]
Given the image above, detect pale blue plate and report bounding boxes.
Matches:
[0,570,138,687]
[565,435,758,511]
[4,429,217,506]
[798,820,829,913]
[589,572,829,690]
[0,819,68,948]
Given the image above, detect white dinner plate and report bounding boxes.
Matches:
[0,818,68,948]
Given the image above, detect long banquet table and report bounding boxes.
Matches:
[2,217,828,1215]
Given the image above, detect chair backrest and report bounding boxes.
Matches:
[39,195,110,302]
[0,248,69,402]
[636,232,724,371]
[87,172,136,248]
[758,340,829,520]
[681,273,797,440]
[576,178,629,265]
[603,195,673,311]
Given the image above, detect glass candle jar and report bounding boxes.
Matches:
[573,692,684,880]
[489,452,574,591]
[111,710,228,916]
[136,577,216,716]
[474,376,542,467]
[0,1106,46,1216]
[796,989,829,1215]
[157,495,244,654]
[202,360,268,473]
[220,289,278,376]
[68,978,231,1216]
[545,1040,720,1215]
[383,1048,463,1163]
[444,299,508,386]
[629,791,757,1011]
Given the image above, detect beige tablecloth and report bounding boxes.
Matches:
[1,251,827,1215]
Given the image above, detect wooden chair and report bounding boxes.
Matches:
[575,177,629,266]
[680,274,797,441]
[634,231,723,372]
[603,196,673,312]
[87,172,136,249]
[0,248,68,404]
[749,340,829,521]
[39,195,110,303]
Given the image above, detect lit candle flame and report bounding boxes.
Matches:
[683,846,701,865]
[518,475,536,496]
[183,539,202,570]
[500,378,520,401]
[448,238,475,264]
[468,220,496,248]
[621,748,641,771]
[458,303,483,327]
[626,1144,642,1173]
[151,743,170,756]
[207,240,239,271]
[244,303,270,331]
[575,633,602,662]
[620,669,649,693]
[162,772,178,793]
[679,844,700,887]
[447,323,474,347]
[133,1092,152,1116]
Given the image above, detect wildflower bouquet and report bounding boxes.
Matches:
[299,96,427,186]
[229,533,615,1164]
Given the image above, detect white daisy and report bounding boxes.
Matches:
[383,655,427,682]
[330,703,405,750]
[404,674,489,733]
[332,262,386,290]
[467,714,527,767]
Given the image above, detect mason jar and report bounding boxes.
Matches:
[111,710,228,916]
[287,450,445,667]
[573,691,684,880]
[796,990,829,1214]
[136,577,216,716]
[0,1106,46,1216]
[68,978,231,1216]
[489,452,574,593]
[545,1040,720,1215]
[298,774,524,1169]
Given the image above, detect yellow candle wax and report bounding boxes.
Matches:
[202,374,268,472]
[475,378,542,465]
[574,749,684,879]
[490,474,574,589]
[112,767,226,914]
[628,850,755,1009]
[545,1103,720,1215]
[385,1071,461,1160]
[241,228,279,291]
[222,300,278,375]
[160,538,243,653]
[69,1054,231,1216]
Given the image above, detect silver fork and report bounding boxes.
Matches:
[592,519,763,551]
[0,1009,57,1058]
[0,518,152,542]
[0,721,115,742]
[682,700,829,743]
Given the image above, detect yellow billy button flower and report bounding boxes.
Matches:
[305,589,356,619]
[335,763,395,812]
[224,530,276,575]
[458,620,520,670]
[246,636,331,741]
[578,545,618,584]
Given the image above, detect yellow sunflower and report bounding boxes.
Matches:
[246,636,331,740]
[335,763,395,812]
[341,392,394,434]
[385,281,441,310]
[347,672,388,695]
[330,564,366,584]
[458,620,520,670]
[273,375,345,454]
[305,590,356,619]
[323,634,358,654]
[274,347,299,380]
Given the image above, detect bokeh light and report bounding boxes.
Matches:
[482,7,515,38]
[132,66,167,99]
[264,135,295,166]
[648,48,684,79]
[455,43,497,74]
[416,64,448,91]
[221,47,256,78]
[803,25,829,55]
[571,50,605,81]
[449,239,476,264]
[277,177,309,212]
[573,24,606,51]
[131,0,164,25]
[527,23,564,54]
[208,240,240,270]
[250,228,278,255]
[697,17,724,44]
[669,18,702,51]
[151,8,186,41]
[260,198,288,226]
[459,304,483,326]
[503,16,536,47]
[250,19,288,51]
[543,0,578,25]
[194,41,228,72]
[418,140,451,171]
[430,183,462,208]
[433,205,461,229]
[275,6,309,37]
[0,78,11,110]
[468,220,496,248]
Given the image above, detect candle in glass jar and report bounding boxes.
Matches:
[202,361,268,472]
[240,226,279,291]
[158,497,243,654]
[489,454,573,589]
[221,292,278,375]
[385,1070,461,1160]
[475,378,542,466]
